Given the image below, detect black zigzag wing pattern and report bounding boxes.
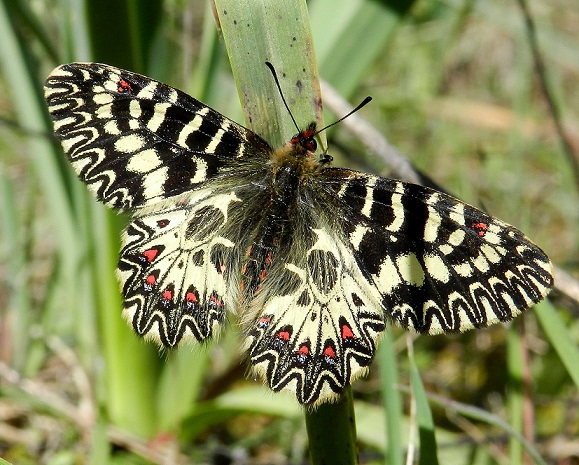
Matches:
[45,62,554,406]
[319,168,554,334]
[44,63,271,210]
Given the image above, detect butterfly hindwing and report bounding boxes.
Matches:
[44,63,271,210]
[116,186,251,346]
[245,225,386,404]
[321,168,553,334]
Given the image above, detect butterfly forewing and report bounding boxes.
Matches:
[319,168,554,334]
[45,62,554,406]
[44,63,271,210]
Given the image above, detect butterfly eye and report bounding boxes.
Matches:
[303,138,317,152]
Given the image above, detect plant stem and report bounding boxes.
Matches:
[305,387,358,465]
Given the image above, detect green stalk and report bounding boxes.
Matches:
[214,1,357,463]
[379,332,404,465]
[305,388,359,465]
[507,324,524,465]
[408,337,439,465]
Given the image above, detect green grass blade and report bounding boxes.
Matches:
[214,0,324,147]
[0,166,32,370]
[507,324,524,465]
[181,387,301,440]
[422,390,549,465]
[408,339,440,465]
[188,4,226,102]
[378,332,404,465]
[156,348,211,432]
[3,0,59,61]
[534,299,579,389]
[87,419,111,465]
[311,0,415,97]
[0,0,80,275]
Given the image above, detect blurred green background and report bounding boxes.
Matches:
[0,0,577,464]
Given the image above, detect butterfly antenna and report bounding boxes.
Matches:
[265,62,301,133]
[314,96,372,136]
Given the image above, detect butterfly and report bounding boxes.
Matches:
[44,63,554,405]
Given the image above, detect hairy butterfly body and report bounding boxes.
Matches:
[45,63,553,405]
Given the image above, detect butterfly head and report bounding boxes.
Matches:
[289,122,334,165]
[290,122,318,154]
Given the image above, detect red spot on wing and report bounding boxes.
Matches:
[210,294,223,308]
[157,219,169,228]
[323,345,336,359]
[258,317,271,328]
[276,331,290,342]
[298,344,310,355]
[143,248,159,262]
[185,291,197,303]
[145,274,156,285]
[162,289,173,301]
[341,324,355,340]
[118,79,133,93]
[472,222,489,237]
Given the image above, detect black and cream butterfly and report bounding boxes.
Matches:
[45,63,553,405]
